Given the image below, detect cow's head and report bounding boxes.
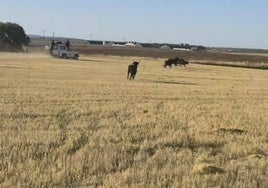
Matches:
[133,61,139,66]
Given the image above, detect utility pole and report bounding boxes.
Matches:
[90,33,93,41]
[52,31,55,39]
[43,29,46,38]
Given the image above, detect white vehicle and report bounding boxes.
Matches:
[52,44,79,60]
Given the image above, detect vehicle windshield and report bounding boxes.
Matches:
[60,46,67,50]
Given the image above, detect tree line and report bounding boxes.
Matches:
[0,22,30,51]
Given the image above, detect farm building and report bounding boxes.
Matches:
[160,45,171,49]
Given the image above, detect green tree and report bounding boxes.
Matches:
[0,22,30,50]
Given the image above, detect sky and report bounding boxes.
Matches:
[0,0,268,49]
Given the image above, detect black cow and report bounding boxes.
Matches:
[177,58,189,66]
[164,57,189,68]
[164,58,174,68]
[127,61,139,80]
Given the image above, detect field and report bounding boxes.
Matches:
[0,52,268,187]
[72,45,268,69]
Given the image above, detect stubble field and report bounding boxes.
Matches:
[0,52,267,187]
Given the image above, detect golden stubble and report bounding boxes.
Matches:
[0,52,267,187]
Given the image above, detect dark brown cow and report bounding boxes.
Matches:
[164,57,189,68]
[177,58,189,66]
[127,61,139,80]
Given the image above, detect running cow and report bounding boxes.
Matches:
[177,58,189,66]
[127,61,140,80]
[164,57,178,68]
[164,57,189,68]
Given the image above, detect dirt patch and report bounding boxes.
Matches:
[69,45,268,70]
[72,45,268,64]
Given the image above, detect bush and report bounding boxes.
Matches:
[0,22,30,51]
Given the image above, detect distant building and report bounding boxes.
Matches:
[173,48,190,51]
[160,45,171,50]
[134,43,143,48]
[125,42,136,47]
[106,42,115,46]
[124,42,143,48]
[191,46,206,51]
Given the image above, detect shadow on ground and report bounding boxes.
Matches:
[141,79,198,85]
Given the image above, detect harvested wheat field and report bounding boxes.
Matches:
[0,52,267,187]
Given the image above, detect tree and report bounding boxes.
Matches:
[0,22,30,51]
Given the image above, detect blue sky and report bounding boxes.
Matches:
[1,0,267,49]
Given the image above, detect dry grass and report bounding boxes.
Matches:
[0,52,267,187]
[72,45,268,69]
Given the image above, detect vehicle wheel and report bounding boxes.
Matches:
[62,54,67,59]
[74,54,79,60]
